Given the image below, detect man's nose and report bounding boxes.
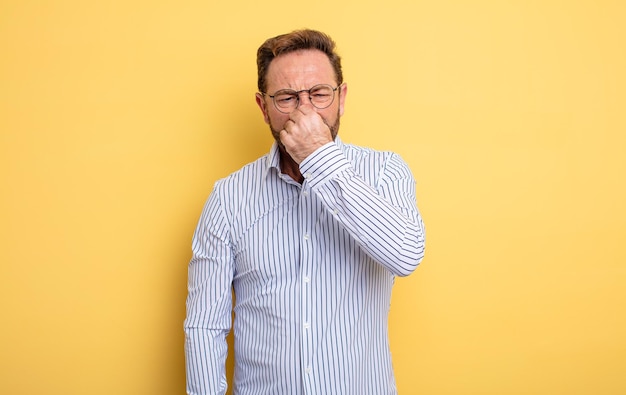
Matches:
[296,91,313,107]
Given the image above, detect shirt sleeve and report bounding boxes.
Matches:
[184,185,234,395]
[299,141,426,277]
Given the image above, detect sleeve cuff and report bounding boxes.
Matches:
[299,141,352,189]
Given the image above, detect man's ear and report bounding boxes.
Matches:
[255,93,271,124]
[338,83,348,117]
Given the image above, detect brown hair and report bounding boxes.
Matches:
[257,29,343,93]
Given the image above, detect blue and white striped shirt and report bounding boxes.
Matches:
[185,137,425,394]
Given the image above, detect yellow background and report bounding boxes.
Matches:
[1,1,625,394]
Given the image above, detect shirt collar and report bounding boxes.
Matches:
[264,136,345,179]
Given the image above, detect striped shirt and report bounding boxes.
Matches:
[185,137,425,395]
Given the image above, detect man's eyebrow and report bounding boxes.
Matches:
[271,88,297,95]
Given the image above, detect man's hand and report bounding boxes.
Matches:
[279,104,333,164]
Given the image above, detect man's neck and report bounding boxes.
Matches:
[279,147,304,184]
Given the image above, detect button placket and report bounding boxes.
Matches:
[299,183,314,388]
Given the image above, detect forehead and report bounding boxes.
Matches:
[265,49,336,91]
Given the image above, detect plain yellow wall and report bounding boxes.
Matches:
[1,1,625,394]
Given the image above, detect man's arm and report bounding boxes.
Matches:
[184,188,233,394]
[300,142,426,277]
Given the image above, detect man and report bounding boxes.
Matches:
[185,29,425,395]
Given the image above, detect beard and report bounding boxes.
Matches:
[268,107,341,147]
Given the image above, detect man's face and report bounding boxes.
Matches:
[256,49,347,143]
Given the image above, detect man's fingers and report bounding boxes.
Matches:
[288,103,315,122]
[283,119,295,135]
[279,128,291,143]
[296,103,316,114]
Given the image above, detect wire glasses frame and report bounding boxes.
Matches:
[262,84,340,113]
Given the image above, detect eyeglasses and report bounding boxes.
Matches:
[262,84,340,113]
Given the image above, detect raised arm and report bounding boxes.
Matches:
[300,142,425,276]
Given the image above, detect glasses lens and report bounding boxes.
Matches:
[273,91,298,111]
[309,85,335,109]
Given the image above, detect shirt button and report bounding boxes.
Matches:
[304,322,310,329]
[302,191,309,197]
[305,367,312,374]
[304,172,312,179]
[304,276,310,283]
[304,234,309,241]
